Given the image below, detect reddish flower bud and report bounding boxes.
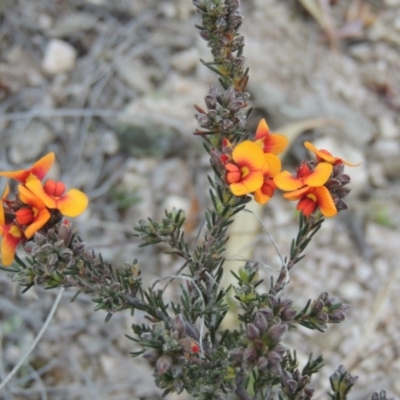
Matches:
[156,355,172,374]
[15,208,34,225]
[44,180,66,197]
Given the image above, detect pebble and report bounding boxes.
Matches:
[116,58,154,93]
[9,121,54,163]
[170,48,199,73]
[49,12,98,37]
[384,0,400,6]
[162,194,191,216]
[377,115,399,139]
[339,281,364,302]
[368,162,388,188]
[84,131,119,157]
[371,139,400,159]
[349,44,372,62]
[42,39,77,75]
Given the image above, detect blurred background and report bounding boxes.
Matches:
[0,0,400,398]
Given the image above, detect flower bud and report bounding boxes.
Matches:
[257,356,269,370]
[173,379,184,393]
[266,324,287,343]
[156,355,172,374]
[243,347,257,362]
[229,348,244,362]
[44,180,66,197]
[259,307,273,321]
[246,323,260,340]
[254,312,268,333]
[15,208,34,225]
[171,364,183,378]
[173,314,186,338]
[142,349,160,363]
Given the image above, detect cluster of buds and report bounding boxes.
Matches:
[193,0,246,91]
[0,153,88,266]
[261,294,297,325]
[281,369,315,400]
[230,310,288,376]
[195,86,249,138]
[296,292,350,331]
[329,365,358,399]
[140,315,201,395]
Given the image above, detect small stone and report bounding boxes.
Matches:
[377,115,399,139]
[42,39,77,75]
[367,21,386,42]
[384,0,400,6]
[49,13,98,37]
[339,281,363,301]
[170,48,199,73]
[371,139,400,159]
[162,195,191,215]
[103,131,119,155]
[369,162,387,187]
[77,334,104,355]
[9,121,54,163]
[116,58,154,93]
[349,44,372,62]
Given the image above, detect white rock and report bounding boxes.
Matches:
[116,58,154,93]
[339,281,364,301]
[369,162,388,188]
[42,39,77,75]
[49,12,98,37]
[103,131,119,155]
[170,48,199,73]
[371,139,400,159]
[349,44,372,62]
[377,115,399,139]
[162,195,191,215]
[384,0,400,6]
[394,17,400,31]
[9,121,54,163]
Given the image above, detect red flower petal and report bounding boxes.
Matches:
[0,153,55,183]
[304,142,360,167]
[24,208,51,239]
[1,224,23,266]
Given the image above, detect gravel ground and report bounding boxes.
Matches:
[1,0,400,399]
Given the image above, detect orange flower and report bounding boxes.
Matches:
[225,141,265,196]
[274,162,332,191]
[25,178,88,218]
[0,152,55,183]
[283,185,337,218]
[304,142,360,167]
[253,153,281,205]
[0,223,23,266]
[17,185,51,238]
[254,119,288,155]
